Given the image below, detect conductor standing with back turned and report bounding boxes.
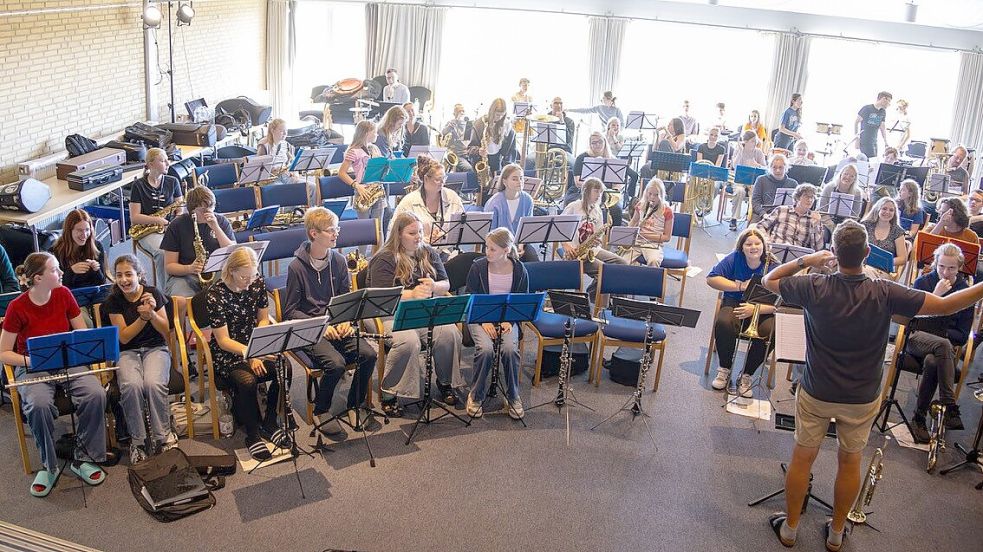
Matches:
[761,219,983,551]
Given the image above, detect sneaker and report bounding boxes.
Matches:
[711,368,731,390]
[160,430,179,452]
[437,382,457,406]
[507,397,524,420]
[738,374,753,398]
[466,393,483,418]
[911,414,931,444]
[729,218,738,231]
[129,444,148,465]
[944,404,964,431]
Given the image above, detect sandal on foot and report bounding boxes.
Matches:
[246,438,272,461]
[823,520,847,552]
[30,468,61,497]
[768,512,795,548]
[263,428,291,449]
[70,461,106,486]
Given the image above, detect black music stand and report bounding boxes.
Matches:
[432,212,492,252]
[768,188,796,209]
[467,293,546,425]
[649,151,691,175]
[394,295,473,445]
[532,122,567,149]
[819,191,857,219]
[787,165,829,187]
[244,318,328,495]
[308,287,402,467]
[239,161,277,186]
[290,146,338,173]
[771,243,815,263]
[516,214,582,261]
[939,383,983,488]
[529,290,603,446]
[591,298,699,446]
[748,414,835,515]
[581,157,629,190]
[872,316,925,439]
[22,327,120,507]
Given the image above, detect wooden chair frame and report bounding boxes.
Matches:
[702,291,777,390]
[881,322,975,407]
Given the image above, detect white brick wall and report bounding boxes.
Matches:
[0,0,267,183]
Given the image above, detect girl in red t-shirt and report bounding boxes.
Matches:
[0,252,107,497]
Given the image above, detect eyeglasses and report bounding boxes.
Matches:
[320,226,341,235]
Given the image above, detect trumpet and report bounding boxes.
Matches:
[847,447,884,525]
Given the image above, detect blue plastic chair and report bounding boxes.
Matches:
[524,260,598,387]
[250,227,308,320]
[319,175,358,220]
[591,264,668,389]
[194,163,238,189]
[260,182,309,210]
[336,218,382,258]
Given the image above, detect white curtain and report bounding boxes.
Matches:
[365,3,445,92]
[763,33,811,132]
[950,51,983,180]
[267,0,295,119]
[587,16,627,105]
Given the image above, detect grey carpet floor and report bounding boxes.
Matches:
[1,221,981,552]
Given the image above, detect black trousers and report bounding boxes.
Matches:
[713,298,775,376]
[308,335,377,415]
[226,360,280,440]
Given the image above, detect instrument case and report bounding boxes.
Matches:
[56,147,126,180]
[157,123,217,147]
[66,165,123,191]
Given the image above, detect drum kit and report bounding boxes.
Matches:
[814,121,844,163]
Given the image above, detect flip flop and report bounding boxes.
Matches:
[30,468,61,497]
[768,512,796,548]
[824,520,847,552]
[70,461,106,486]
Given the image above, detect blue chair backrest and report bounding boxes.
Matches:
[599,264,665,298]
[260,182,308,208]
[672,212,692,238]
[336,219,379,249]
[330,144,349,164]
[669,181,687,203]
[320,176,353,200]
[525,260,582,292]
[251,227,308,262]
[195,164,237,189]
[213,187,257,214]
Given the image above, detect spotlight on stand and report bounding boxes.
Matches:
[142,3,163,29]
[176,2,195,26]
[905,1,918,23]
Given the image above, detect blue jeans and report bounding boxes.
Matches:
[468,324,520,402]
[16,367,107,472]
[117,346,171,444]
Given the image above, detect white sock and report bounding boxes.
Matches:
[780,520,798,542]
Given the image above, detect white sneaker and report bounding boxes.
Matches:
[466,393,482,418]
[160,430,179,452]
[507,397,524,420]
[129,444,148,465]
[738,374,753,398]
[711,368,731,390]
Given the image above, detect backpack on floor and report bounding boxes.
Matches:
[128,448,217,522]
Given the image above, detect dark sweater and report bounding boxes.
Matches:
[465,257,529,295]
[282,243,350,320]
[912,272,973,346]
[0,244,17,293]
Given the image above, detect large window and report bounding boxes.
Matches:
[293,1,367,110]
[803,38,960,152]
[434,9,590,127]
[618,21,775,135]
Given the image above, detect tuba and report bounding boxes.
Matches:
[537,148,569,206]
[191,212,214,286]
[129,198,186,241]
[847,447,884,525]
[686,160,716,218]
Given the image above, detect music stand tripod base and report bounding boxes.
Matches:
[747,462,833,514]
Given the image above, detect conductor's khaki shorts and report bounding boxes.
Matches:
[794,388,881,453]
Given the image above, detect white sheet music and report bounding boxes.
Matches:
[775,311,806,363]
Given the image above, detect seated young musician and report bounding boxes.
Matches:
[725,130,769,230]
[561,178,627,296]
[485,163,538,262]
[464,228,530,420]
[401,102,430,157]
[755,183,824,251]
[930,197,978,244]
[898,178,925,237]
[707,228,775,397]
[907,243,972,443]
[469,98,517,180]
[282,208,378,438]
[374,105,408,160]
[257,118,313,201]
[0,243,18,292]
[51,209,109,290]
[206,247,284,461]
[789,140,816,166]
[819,164,865,230]
[393,154,465,247]
[968,189,983,237]
[605,117,626,161]
[0,252,108,496]
[568,131,610,206]
[104,254,175,464]
[742,110,768,149]
[859,197,908,276]
[657,117,686,153]
[440,104,474,173]
[339,120,386,222]
[129,147,184,286]
[623,178,673,267]
[160,186,235,297]
[696,127,726,167]
[366,212,463,416]
[750,154,798,224]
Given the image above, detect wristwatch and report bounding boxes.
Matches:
[797,257,806,269]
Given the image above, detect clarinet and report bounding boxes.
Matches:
[277,353,297,444]
[632,325,656,413]
[554,318,573,406]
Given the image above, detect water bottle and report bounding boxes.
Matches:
[217,393,233,438]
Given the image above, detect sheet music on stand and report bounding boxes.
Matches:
[618,139,648,160]
[625,111,659,131]
[408,145,447,162]
[238,160,277,185]
[290,146,338,172]
[775,310,806,364]
[581,157,629,187]
[513,102,534,119]
[608,226,640,249]
[522,176,542,196]
[855,161,871,188]
[431,211,493,247]
[531,123,567,146]
[516,214,582,245]
[818,191,856,218]
[772,243,814,263]
[769,188,795,208]
[203,241,270,274]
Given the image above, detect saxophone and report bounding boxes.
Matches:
[438,132,459,173]
[129,198,186,240]
[569,221,613,263]
[847,447,884,524]
[352,182,386,211]
[474,123,491,196]
[346,250,368,276]
[191,213,213,286]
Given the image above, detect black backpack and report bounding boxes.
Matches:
[65,134,98,157]
[128,448,229,522]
